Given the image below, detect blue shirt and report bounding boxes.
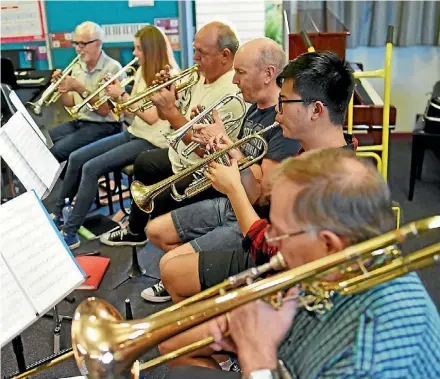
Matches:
[278,273,440,378]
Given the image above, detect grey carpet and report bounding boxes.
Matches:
[1,139,439,379]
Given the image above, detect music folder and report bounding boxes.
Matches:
[0,191,86,348]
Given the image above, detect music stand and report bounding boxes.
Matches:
[113,246,159,290]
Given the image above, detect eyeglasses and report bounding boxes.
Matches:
[72,39,98,48]
[278,96,326,114]
[264,224,306,243]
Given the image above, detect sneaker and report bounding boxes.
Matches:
[99,226,147,247]
[141,281,171,303]
[63,231,80,250]
[52,214,64,230]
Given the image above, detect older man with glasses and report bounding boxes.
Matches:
[49,21,125,162]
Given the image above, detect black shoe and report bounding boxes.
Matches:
[100,226,147,246]
[141,281,171,303]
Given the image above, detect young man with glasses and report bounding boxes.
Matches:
[162,148,440,379]
[49,21,124,162]
[144,51,356,303]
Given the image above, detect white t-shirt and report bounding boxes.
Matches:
[127,68,173,148]
[169,70,244,173]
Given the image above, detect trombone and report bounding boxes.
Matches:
[165,91,247,158]
[28,55,80,115]
[110,65,200,119]
[8,216,440,378]
[131,121,279,214]
[67,57,139,119]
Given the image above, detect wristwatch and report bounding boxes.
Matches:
[80,90,89,99]
[243,369,280,379]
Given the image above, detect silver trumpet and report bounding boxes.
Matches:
[67,57,139,119]
[28,55,80,115]
[165,91,247,157]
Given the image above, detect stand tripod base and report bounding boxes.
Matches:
[113,246,159,290]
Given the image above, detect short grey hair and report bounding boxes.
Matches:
[209,21,239,55]
[75,21,105,41]
[256,38,287,75]
[273,148,395,244]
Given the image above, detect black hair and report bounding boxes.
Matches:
[277,51,354,125]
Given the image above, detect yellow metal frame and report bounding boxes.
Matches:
[348,39,393,182]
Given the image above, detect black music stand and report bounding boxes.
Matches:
[113,246,159,290]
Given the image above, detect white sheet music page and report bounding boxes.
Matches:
[2,112,60,189]
[8,90,48,144]
[0,126,47,198]
[0,254,36,347]
[0,192,85,315]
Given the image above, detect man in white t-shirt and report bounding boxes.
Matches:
[101,21,245,247]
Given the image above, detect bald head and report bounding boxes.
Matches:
[237,38,286,75]
[198,21,239,55]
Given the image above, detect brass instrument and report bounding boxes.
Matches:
[67,57,139,119]
[9,216,440,378]
[28,55,80,115]
[110,65,200,119]
[165,91,247,157]
[131,121,279,214]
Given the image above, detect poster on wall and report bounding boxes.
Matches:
[0,0,45,43]
[154,18,180,51]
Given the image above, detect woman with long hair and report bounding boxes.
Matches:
[53,25,179,249]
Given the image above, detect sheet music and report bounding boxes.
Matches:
[0,128,47,198]
[0,192,85,316]
[0,253,36,347]
[8,91,47,144]
[3,112,60,188]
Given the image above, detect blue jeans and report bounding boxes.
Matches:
[49,120,121,162]
[55,131,157,235]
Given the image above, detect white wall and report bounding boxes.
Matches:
[346,46,440,133]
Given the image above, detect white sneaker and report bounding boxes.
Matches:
[141,281,171,303]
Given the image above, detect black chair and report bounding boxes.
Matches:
[408,115,440,201]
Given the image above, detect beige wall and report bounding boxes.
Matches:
[347,46,440,133]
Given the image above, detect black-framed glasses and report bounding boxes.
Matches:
[72,39,98,48]
[278,96,327,114]
[264,224,306,243]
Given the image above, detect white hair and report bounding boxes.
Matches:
[75,21,105,41]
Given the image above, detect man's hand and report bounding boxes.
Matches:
[152,65,172,85]
[57,76,79,93]
[51,69,63,83]
[192,109,228,147]
[207,132,244,161]
[210,288,299,375]
[150,83,179,121]
[105,79,123,100]
[204,159,242,195]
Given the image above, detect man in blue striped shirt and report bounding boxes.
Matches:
[164,148,440,379]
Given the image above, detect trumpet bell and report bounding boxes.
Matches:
[130,180,155,213]
[72,297,136,379]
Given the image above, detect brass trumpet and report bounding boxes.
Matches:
[69,216,439,378]
[131,121,279,214]
[165,91,247,157]
[28,55,80,115]
[67,57,139,119]
[110,65,200,119]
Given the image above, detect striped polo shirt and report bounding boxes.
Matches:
[277,272,440,378]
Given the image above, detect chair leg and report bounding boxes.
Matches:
[409,137,422,201]
[105,174,114,215]
[416,150,424,180]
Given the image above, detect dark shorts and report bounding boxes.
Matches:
[198,248,256,290]
[171,197,244,254]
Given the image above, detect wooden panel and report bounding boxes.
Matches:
[289,32,348,60]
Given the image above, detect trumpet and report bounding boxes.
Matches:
[67,57,139,119]
[110,65,200,118]
[68,216,439,378]
[131,121,279,214]
[28,55,80,115]
[9,216,440,378]
[165,91,247,157]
